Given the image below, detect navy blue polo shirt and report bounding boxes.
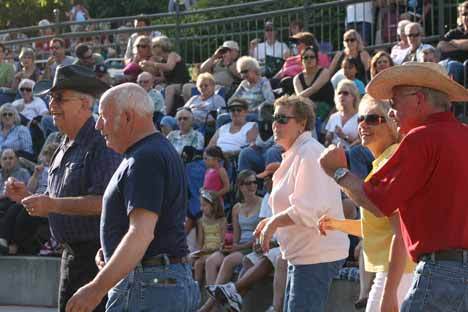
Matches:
[100,132,188,262]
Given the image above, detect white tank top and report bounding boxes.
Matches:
[217,122,256,153]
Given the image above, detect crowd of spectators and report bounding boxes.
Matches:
[0,1,466,311]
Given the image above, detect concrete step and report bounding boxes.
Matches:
[0,256,60,307]
[0,256,360,311]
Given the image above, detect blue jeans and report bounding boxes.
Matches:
[283,259,345,312]
[439,59,465,85]
[106,263,200,312]
[401,259,468,311]
[237,144,283,173]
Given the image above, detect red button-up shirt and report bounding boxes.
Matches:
[363,112,468,262]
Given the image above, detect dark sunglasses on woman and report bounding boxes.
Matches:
[273,114,296,124]
[357,114,387,126]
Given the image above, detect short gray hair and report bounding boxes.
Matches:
[405,22,424,36]
[237,56,261,74]
[0,103,21,125]
[419,87,451,112]
[101,82,155,117]
[18,78,35,90]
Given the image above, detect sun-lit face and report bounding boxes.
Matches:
[358,104,394,155]
[95,99,127,153]
[273,105,305,150]
[388,87,423,135]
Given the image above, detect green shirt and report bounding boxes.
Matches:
[0,63,15,88]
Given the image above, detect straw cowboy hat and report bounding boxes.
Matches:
[366,62,468,102]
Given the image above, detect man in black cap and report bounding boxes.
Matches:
[5,64,121,312]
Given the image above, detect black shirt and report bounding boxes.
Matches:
[441,27,468,63]
[48,117,122,243]
[100,132,188,262]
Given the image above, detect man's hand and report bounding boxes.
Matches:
[318,144,347,177]
[47,56,55,66]
[22,194,56,217]
[65,281,106,312]
[5,177,30,203]
[212,47,224,59]
[95,248,105,270]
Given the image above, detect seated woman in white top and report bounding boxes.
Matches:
[184,72,225,128]
[208,97,258,158]
[325,79,360,149]
[11,79,48,122]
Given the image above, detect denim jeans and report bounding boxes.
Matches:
[283,259,345,312]
[439,59,465,85]
[237,144,283,173]
[401,259,468,311]
[106,263,200,312]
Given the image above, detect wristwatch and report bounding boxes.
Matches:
[333,168,350,184]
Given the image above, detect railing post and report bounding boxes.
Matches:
[175,2,181,53]
[437,0,445,36]
[53,9,61,36]
[303,0,310,31]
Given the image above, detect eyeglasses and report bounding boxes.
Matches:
[136,44,149,49]
[272,114,296,124]
[344,38,356,43]
[406,33,420,38]
[302,55,316,61]
[229,107,245,113]
[51,45,61,50]
[2,112,13,117]
[357,114,387,126]
[137,80,150,84]
[20,87,32,92]
[177,116,189,121]
[241,180,258,186]
[199,84,211,88]
[240,69,249,75]
[338,90,350,96]
[461,12,468,17]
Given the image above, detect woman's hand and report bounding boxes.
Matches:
[254,217,278,253]
[317,215,338,236]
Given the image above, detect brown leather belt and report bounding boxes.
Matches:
[141,254,187,267]
[419,249,468,263]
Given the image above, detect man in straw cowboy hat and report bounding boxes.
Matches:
[319,61,468,311]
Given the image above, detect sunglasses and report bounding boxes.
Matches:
[51,46,62,50]
[338,90,350,96]
[242,180,258,186]
[20,87,32,92]
[272,114,296,124]
[344,38,356,43]
[302,55,316,60]
[136,44,149,49]
[357,114,387,125]
[138,80,150,84]
[240,69,249,75]
[2,112,13,117]
[51,93,81,103]
[406,33,420,38]
[461,12,468,17]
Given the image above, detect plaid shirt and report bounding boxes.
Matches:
[0,124,33,154]
[47,117,121,243]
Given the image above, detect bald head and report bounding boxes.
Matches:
[137,72,154,92]
[100,82,155,118]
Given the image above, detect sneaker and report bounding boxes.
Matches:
[214,282,242,312]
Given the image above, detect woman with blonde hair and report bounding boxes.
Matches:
[324,79,360,149]
[140,36,190,115]
[330,29,370,83]
[319,95,415,312]
[254,95,349,312]
[370,51,394,79]
[13,48,42,89]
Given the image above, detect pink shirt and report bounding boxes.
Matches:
[270,132,349,265]
[204,168,224,201]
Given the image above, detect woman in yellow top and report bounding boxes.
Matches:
[318,95,415,312]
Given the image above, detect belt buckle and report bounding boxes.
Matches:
[158,254,171,266]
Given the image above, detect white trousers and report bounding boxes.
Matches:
[366,272,414,312]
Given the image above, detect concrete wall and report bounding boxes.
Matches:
[0,256,60,307]
[0,256,360,311]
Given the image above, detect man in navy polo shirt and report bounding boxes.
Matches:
[66,82,199,312]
